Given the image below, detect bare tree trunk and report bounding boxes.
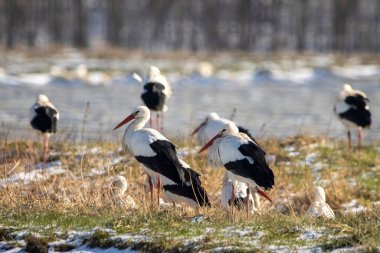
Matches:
[5,0,24,48]
[48,0,63,44]
[72,0,88,48]
[296,0,309,51]
[107,0,124,46]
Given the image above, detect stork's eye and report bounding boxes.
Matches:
[221,129,226,133]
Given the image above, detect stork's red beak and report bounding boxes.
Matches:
[113,113,135,130]
[257,189,273,203]
[198,133,221,153]
[191,120,207,136]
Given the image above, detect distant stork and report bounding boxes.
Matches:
[191,112,255,145]
[113,106,209,209]
[334,84,371,148]
[199,122,274,216]
[30,94,59,170]
[141,66,172,130]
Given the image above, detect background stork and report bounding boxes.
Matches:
[191,112,255,145]
[30,94,59,170]
[334,84,371,148]
[199,122,274,216]
[113,106,209,209]
[140,66,172,130]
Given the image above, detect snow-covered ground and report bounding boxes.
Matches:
[1,53,380,142]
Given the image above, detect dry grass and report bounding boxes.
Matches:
[0,134,379,251]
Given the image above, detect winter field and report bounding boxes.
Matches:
[1,50,380,252]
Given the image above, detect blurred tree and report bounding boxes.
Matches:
[72,0,88,48]
[0,0,379,53]
[107,0,124,46]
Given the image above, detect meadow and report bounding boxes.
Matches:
[0,133,379,252]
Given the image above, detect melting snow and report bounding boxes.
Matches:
[342,200,368,215]
[0,160,65,186]
[298,229,323,240]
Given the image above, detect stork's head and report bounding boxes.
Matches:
[149,66,161,78]
[207,112,219,120]
[338,83,353,100]
[198,122,238,153]
[191,112,220,136]
[37,94,50,104]
[113,106,150,130]
[312,186,326,203]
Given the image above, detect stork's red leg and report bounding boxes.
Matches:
[358,127,362,148]
[246,187,250,218]
[157,174,161,207]
[149,116,153,128]
[43,134,49,172]
[231,183,235,221]
[157,112,161,131]
[347,130,352,150]
[148,176,154,204]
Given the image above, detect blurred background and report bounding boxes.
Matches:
[0,0,379,141]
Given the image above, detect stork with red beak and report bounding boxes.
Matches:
[191,112,255,145]
[113,106,209,209]
[199,122,274,216]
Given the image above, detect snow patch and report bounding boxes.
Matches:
[0,160,65,186]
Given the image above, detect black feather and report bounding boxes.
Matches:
[237,126,255,142]
[339,95,371,127]
[30,106,58,133]
[225,142,274,190]
[141,82,166,111]
[135,140,184,184]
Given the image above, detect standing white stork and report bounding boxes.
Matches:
[140,66,172,130]
[30,94,59,170]
[199,122,274,216]
[113,106,209,209]
[191,112,255,145]
[334,84,371,148]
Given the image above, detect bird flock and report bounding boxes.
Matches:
[29,65,372,220]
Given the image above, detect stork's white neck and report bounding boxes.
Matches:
[123,116,149,153]
[127,116,148,132]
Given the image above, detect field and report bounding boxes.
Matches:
[1,134,379,252]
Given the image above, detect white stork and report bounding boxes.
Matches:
[199,122,274,216]
[221,173,260,214]
[30,94,59,170]
[191,112,255,145]
[334,84,371,148]
[306,186,335,219]
[113,106,209,209]
[140,66,172,130]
